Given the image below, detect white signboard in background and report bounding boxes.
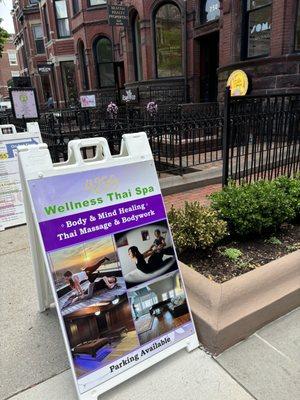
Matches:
[0,123,42,230]
[10,88,39,119]
[80,94,96,108]
[18,134,199,400]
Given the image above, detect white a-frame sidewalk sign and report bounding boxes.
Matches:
[18,133,199,400]
[0,122,41,230]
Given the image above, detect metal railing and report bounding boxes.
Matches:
[222,89,300,185]
[3,91,299,181]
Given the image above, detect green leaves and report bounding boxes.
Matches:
[220,248,243,262]
[210,177,300,237]
[168,202,228,252]
[0,18,9,58]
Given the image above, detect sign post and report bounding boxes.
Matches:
[0,122,42,230]
[18,133,199,399]
[107,2,129,26]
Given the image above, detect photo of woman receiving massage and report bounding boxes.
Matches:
[48,236,127,316]
[115,220,178,289]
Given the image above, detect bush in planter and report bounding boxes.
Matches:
[210,180,295,237]
[168,202,228,252]
[274,175,300,218]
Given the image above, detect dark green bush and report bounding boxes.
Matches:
[168,202,228,252]
[210,179,296,236]
[274,175,300,218]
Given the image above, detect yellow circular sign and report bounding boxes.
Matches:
[19,94,28,103]
[227,70,249,96]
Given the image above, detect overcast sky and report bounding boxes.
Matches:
[0,0,14,34]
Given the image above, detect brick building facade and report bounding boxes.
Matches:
[0,35,20,101]
[11,0,300,107]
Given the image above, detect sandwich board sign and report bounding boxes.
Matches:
[18,133,199,400]
[0,122,41,230]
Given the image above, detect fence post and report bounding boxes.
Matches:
[222,86,231,187]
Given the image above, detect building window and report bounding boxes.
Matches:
[295,1,300,51]
[78,41,89,90]
[29,0,39,4]
[72,0,80,15]
[88,0,106,6]
[11,71,20,77]
[55,0,71,38]
[43,6,51,42]
[93,37,115,87]
[201,0,220,24]
[8,51,18,66]
[132,12,143,81]
[32,24,45,54]
[61,61,78,105]
[154,3,183,78]
[245,0,272,58]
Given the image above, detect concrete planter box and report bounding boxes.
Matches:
[180,250,300,355]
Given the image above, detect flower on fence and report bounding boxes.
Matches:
[107,102,118,116]
[146,101,158,116]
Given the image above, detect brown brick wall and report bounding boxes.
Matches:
[11,0,300,106]
[0,37,20,100]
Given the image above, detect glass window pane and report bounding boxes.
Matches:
[296,3,300,50]
[202,0,220,23]
[73,0,79,14]
[99,63,115,87]
[248,6,271,57]
[89,0,106,6]
[96,38,113,62]
[8,51,17,65]
[55,1,68,18]
[33,25,43,39]
[58,19,70,37]
[61,61,78,103]
[155,4,182,77]
[247,0,271,11]
[36,39,45,54]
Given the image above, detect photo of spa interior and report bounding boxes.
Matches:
[63,294,139,377]
[129,272,191,345]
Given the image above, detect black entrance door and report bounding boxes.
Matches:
[200,31,219,102]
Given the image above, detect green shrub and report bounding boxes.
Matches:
[221,248,243,262]
[274,175,300,218]
[168,202,228,252]
[265,236,282,246]
[210,180,295,237]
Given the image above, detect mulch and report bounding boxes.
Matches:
[179,224,300,283]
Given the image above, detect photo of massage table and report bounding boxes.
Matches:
[72,338,110,358]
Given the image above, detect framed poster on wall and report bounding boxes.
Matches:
[80,95,96,108]
[9,87,39,119]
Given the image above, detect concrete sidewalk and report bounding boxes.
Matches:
[1,225,299,400]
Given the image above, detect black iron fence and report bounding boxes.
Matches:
[79,83,188,107]
[41,103,223,175]
[2,90,299,181]
[222,89,300,185]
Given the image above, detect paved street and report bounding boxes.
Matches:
[1,219,299,400]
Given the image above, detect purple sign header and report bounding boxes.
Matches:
[39,194,166,252]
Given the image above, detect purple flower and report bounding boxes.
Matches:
[107,102,118,116]
[146,101,158,116]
